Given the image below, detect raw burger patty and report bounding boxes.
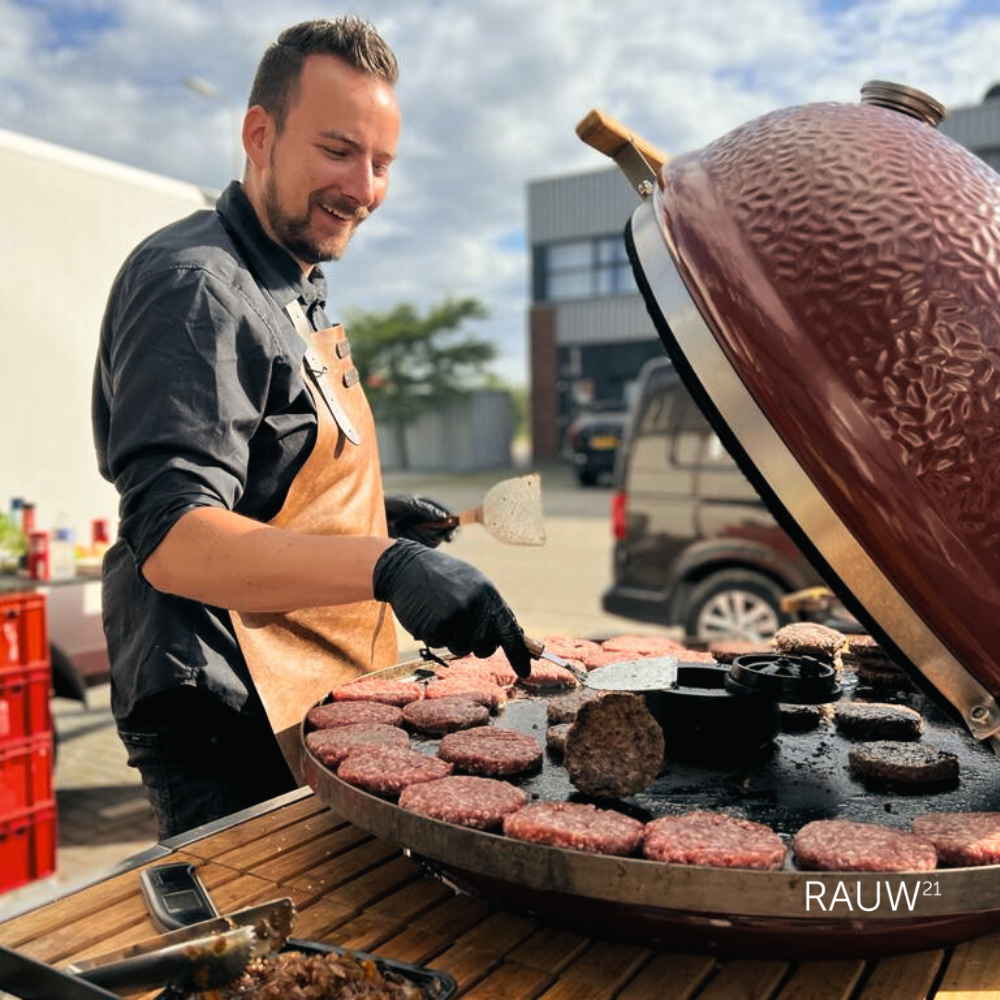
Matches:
[331,678,424,706]
[537,635,604,664]
[399,775,526,829]
[336,745,453,796]
[848,741,960,787]
[503,800,645,856]
[834,701,924,741]
[306,723,409,767]
[564,692,664,799]
[403,696,490,735]
[912,812,1000,867]
[424,678,507,710]
[443,651,519,686]
[437,726,542,776]
[793,819,937,872]
[546,687,600,724]
[601,635,686,657]
[519,659,581,690]
[307,701,403,730]
[643,812,786,870]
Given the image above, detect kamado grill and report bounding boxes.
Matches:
[303,82,1000,959]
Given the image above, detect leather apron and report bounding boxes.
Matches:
[230,299,397,777]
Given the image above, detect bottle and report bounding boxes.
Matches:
[50,527,76,581]
[21,503,36,536]
[27,530,50,581]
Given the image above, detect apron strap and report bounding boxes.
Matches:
[284,299,362,446]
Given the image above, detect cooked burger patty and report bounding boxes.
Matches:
[834,701,924,741]
[774,622,846,664]
[437,726,543,777]
[848,741,960,787]
[563,692,664,799]
[331,678,424,706]
[402,696,490,735]
[306,701,404,730]
[778,703,830,733]
[912,812,1000,867]
[793,819,937,872]
[399,775,527,829]
[546,687,600,725]
[545,723,572,758]
[643,812,787,870]
[336,745,453,796]
[305,723,409,767]
[503,800,645,856]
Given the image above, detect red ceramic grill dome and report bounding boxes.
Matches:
[624,83,1000,750]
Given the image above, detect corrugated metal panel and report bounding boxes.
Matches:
[527,167,639,243]
[377,390,513,472]
[554,296,657,346]
[939,100,1000,150]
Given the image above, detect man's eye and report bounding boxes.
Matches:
[324,147,349,158]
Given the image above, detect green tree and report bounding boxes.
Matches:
[347,297,497,469]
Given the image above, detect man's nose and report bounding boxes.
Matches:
[342,161,377,207]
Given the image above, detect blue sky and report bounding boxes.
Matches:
[3,0,1000,384]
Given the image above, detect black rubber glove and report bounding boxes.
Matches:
[373,539,532,677]
[384,495,455,548]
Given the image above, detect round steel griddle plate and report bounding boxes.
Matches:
[625,87,1000,744]
[302,661,1000,959]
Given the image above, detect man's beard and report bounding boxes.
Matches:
[262,172,366,265]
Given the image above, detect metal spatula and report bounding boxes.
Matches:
[426,473,546,546]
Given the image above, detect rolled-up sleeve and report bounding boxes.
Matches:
[98,262,276,567]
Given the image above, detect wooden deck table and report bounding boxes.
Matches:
[2,787,1000,999]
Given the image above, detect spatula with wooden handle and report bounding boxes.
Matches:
[421,473,546,546]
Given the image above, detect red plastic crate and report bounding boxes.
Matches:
[0,593,48,672]
[0,735,54,817]
[0,665,52,743]
[0,803,57,893]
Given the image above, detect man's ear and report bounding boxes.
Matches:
[242,105,273,169]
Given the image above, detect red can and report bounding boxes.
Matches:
[27,530,50,581]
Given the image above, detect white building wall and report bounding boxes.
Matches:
[0,128,211,542]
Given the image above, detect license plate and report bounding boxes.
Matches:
[589,435,620,450]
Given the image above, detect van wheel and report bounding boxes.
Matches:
[683,570,787,642]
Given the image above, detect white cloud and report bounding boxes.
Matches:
[2,0,999,385]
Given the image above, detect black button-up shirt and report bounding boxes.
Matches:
[93,182,329,721]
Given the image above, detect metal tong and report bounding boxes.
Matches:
[67,897,295,996]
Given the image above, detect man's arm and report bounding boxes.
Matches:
[142,506,393,612]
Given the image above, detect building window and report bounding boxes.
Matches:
[540,236,636,302]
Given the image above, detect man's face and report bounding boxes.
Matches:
[260,54,399,269]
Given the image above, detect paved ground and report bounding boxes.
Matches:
[0,461,657,921]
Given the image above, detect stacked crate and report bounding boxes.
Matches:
[0,592,56,893]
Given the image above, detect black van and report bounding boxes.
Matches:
[602,358,826,641]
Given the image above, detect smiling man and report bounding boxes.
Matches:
[93,17,531,839]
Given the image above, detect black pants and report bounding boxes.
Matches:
[118,687,297,841]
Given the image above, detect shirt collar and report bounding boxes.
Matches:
[215,181,326,311]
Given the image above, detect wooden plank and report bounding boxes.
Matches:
[178,792,332,860]
[430,941,504,995]
[463,960,555,999]
[936,930,1000,996]
[696,959,789,1000]
[274,837,400,891]
[554,941,650,996]
[776,959,865,1000]
[212,815,369,877]
[856,951,944,1000]
[318,856,423,911]
[373,925,457,969]
[367,875,454,922]
[325,909,406,953]
[457,911,539,956]
[406,891,493,943]
[507,926,590,974]
[618,952,717,1000]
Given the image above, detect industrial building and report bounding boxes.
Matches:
[528,83,1000,463]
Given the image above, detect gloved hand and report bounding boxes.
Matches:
[373,539,532,677]
[384,495,455,548]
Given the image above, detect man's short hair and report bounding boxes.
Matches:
[248,16,398,132]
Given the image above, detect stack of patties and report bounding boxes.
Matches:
[771,622,847,732]
[841,633,911,688]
